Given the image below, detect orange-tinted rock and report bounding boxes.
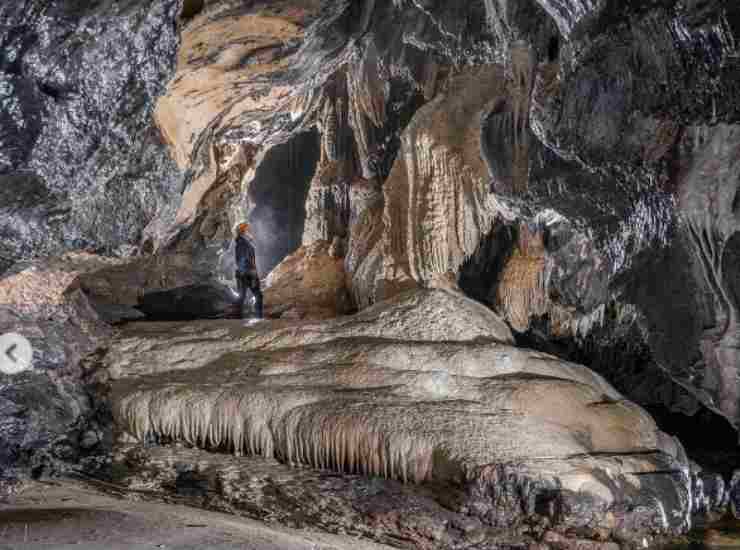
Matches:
[348,67,511,307]
[264,240,352,320]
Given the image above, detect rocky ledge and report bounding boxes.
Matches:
[90,289,691,549]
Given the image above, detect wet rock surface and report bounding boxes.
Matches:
[0,254,115,485]
[4,0,739,447]
[0,0,184,270]
[263,240,353,320]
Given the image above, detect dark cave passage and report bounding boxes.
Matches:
[547,36,559,62]
[458,222,515,306]
[248,130,320,276]
[180,0,204,20]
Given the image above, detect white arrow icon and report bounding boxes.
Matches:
[0,332,33,375]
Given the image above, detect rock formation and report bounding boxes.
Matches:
[0,0,183,271]
[262,240,353,319]
[2,0,740,547]
[0,254,116,483]
[102,290,690,548]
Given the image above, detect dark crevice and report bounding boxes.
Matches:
[547,35,559,62]
[37,81,66,100]
[180,0,204,21]
[248,130,320,276]
[369,82,425,183]
[459,222,740,474]
[645,405,740,478]
[135,283,240,321]
[458,222,516,306]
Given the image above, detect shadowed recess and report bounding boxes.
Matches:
[248,130,320,276]
[181,0,204,20]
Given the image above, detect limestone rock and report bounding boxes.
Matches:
[153,0,322,238]
[263,240,352,320]
[101,288,513,380]
[301,162,351,247]
[105,289,689,546]
[75,253,205,307]
[349,67,509,307]
[3,1,740,545]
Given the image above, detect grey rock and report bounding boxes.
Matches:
[135,283,241,321]
[731,469,740,519]
[89,301,146,325]
[0,0,184,271]
[79,430,100,450]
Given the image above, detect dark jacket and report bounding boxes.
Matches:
[235,234,257,274]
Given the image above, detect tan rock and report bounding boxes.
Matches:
[111,317,665,481]
[156,6,305,170]
[301,162,351,246]
[105,288,690,541]
[0,253,125,318]
[263,240,353,320]
[102,288,513,379]
[495,223,548,332]
[154,2,321,231]
[345,200,385,308]
[349,66,513,306]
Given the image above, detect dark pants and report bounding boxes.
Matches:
[236,270,263,318]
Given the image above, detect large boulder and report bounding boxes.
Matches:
[263,240,353,320]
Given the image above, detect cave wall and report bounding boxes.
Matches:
[0,0,185,272]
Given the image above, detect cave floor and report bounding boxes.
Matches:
[0,479,393,550]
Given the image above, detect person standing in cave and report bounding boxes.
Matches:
[234,222,263,319]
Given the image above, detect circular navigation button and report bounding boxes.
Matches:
[0,332,33,375]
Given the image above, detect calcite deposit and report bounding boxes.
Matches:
[103,290,690,548]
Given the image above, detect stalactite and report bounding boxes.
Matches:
[508,41,535,194]
[320,98,339,164]
[493,223,617,340]
[684,212,740,422]
[495,224,548,332]
[114,382,439,484]
[109,309,688,528]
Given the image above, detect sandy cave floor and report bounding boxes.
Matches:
[0,479,394,550]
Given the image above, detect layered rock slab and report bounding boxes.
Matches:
[0,479,393,550]
[103,289,691,546]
